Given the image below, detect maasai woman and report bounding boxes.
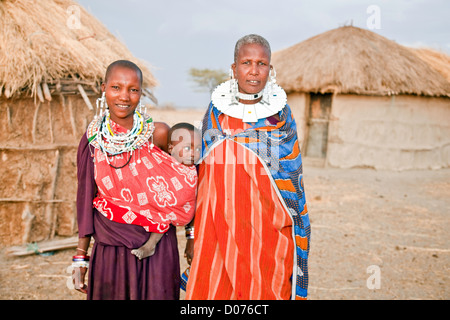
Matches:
[185,35,311,300]
[74,60,197,300]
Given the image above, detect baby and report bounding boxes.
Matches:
[131,123,201,259]
[167,122,202,167]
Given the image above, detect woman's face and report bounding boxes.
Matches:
[101,66,142,128]
[232,43,271,95]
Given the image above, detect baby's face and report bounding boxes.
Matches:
[168,129,201,166]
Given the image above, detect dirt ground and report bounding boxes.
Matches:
[0,163,448,300]
[0,108,448,300]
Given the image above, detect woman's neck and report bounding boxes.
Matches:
[237,90,264,105]
[110,115,134,130]
[238,97,263,104]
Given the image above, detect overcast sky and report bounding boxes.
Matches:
[76,0,450,108]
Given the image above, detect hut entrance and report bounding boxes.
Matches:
[305,93,332,159]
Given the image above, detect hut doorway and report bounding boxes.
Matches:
[304,93,332,159]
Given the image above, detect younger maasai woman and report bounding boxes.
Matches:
[74,60,196,300]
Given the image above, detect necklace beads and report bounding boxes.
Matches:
[87,110,155,158]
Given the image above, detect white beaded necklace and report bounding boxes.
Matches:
[97,110,143,155]
[211,79,287,123]
[87,110,155,162]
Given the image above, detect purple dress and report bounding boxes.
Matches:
[76,134,180,300]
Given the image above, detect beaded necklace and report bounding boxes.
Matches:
[86,110,155,168]
[211,79,286,123]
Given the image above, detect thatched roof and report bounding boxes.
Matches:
[0,0,157,103]
[272,26,450,97]
[409,47,450,83]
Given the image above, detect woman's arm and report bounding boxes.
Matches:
[184,219,195,265]
[76,237,91,255]
[73,134,96,294]
[73,236,90,294]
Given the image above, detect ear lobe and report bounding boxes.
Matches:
[231,63,236,78]
[168,144,173,154]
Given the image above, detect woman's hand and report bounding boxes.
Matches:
[72,266,88,294]
[184,238,194,265]
[73,237,90,294]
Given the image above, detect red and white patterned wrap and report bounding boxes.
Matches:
[91,121,197,233]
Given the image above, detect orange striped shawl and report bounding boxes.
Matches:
[186,115,295,300]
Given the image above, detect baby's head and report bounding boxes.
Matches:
[168,123,201,166]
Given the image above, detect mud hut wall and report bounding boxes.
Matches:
[286,92,309,149]
[326,94,450,170]
[0,96,94,246]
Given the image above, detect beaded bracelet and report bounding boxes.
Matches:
[72,255,90,268]
[72,255,90,261]
[185,226,194,240]
[72,261,89,268]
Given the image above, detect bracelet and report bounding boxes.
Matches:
[72,255,90,261]
[185,226,194,240]
[72,261,89,268]
[77,247,88,253]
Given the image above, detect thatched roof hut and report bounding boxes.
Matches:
[0,0,158,247]
[272,26,450,170]
[272,26,450,97]
[0,0,157,103]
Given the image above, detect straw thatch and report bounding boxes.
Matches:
[272,26,450,97]
[409,47,450,83]
[0,0,160,247]
[0,0,157,102]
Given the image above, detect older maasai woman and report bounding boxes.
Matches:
[185,35,311,300]
[74,60,197,300]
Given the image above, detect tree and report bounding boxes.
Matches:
[188,68,228,94]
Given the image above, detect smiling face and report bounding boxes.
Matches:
[168,128,201,166]
[101,65,142,129]
[231,43,271,96]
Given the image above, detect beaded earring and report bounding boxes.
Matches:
[265,67,277,104]
[270,66,277,85]
[138,100,147,118]
[95,92,107,120]
[229,68,238,105]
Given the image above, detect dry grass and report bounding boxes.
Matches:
[0,0,157,99]
[410,47,450,82]
[272,26,450,97]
